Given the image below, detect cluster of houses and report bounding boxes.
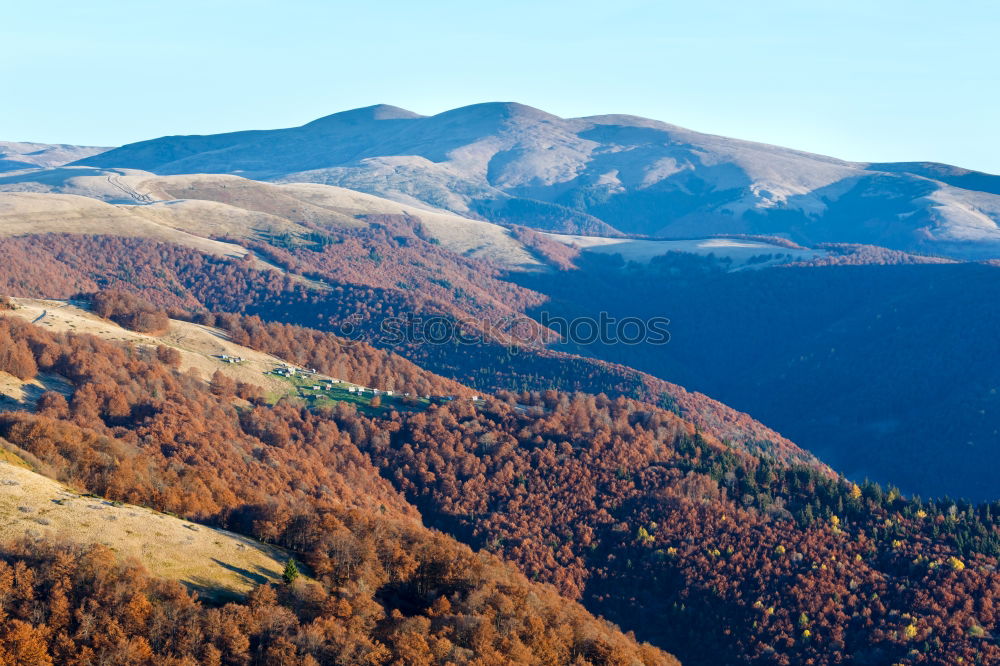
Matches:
[266,362,484,406]
[424,394,482,403]
[217,354,245,364]
[268,364,396,398]
[300,382,400,400]
[270,363,317,378]
[343,386,394,397]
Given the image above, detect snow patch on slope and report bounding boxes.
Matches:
[547,233,825,269]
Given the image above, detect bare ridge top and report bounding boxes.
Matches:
[304,104,425,126]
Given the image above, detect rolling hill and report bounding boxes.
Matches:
[0,141,108,173]
[71,102,1000,259]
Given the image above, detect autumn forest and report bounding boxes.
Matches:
[0,223,997,666]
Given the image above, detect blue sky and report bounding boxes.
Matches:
[4,0,998,173]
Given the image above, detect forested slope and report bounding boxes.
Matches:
[0,314,677,665]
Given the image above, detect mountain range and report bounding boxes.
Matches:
[65,102,1000,259]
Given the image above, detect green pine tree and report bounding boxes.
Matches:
[282,558,299,585]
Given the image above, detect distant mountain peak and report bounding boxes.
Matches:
[434,101,561,122]
[305,104,424,127]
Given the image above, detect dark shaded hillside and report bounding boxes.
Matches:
[515,255,1000,500]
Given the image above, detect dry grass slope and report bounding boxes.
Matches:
[0,191,250,259]
[0,459,290,600]
[0,169,545,269]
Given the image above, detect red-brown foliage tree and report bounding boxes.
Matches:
[90,290,169,333]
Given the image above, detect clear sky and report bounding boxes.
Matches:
[3,0,998,173]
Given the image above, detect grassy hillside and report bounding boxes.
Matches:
[0,169,545,270]
[1,298,295,399]
[0,457,290,601]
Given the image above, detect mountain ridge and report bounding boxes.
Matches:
[69,102,1000,258]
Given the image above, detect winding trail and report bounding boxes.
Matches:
[106,173,153,203]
